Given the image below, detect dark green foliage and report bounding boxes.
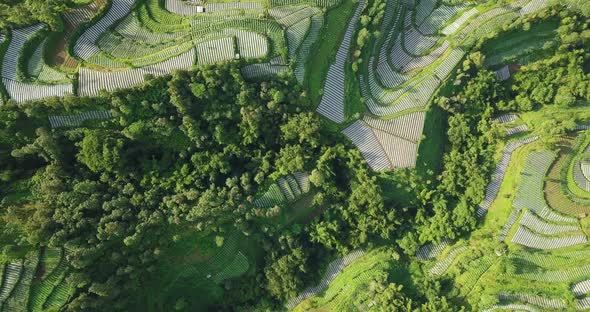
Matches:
[0,64,388,310]
[0,0,79,29]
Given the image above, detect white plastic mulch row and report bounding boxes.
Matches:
[0,32,3,105]
[114,15,187,44]
[294,14,323,83]
[482,304,538,312]
[582,160,590,182]
[477,136,538,217]
[165,0,203,15]
[62,1,102,25]
[48,110,113,128]
[284,250,365,309]
[441,8,478,35]
[375,0,406,88]
[241,63,288,79]
[316,0,365,123]
[1,253,39,311]
[511,225,587,250]
[572,280,590,296]
[498,293,566,310]
[573,160,590,192]
[415,0,437,26]
[512,263,590,283]
[492,113,517,124]
[362,75,439,117]
[293,172,310,193]
[78,48,195,97]
[429,245,468,275]
[74,0,135,60]
[457,7,511,41]
[578,298,590,310]
[342,120,392,171]
[373,127,419,168]
[0,262,23,304]
[506,124,529,136]
[418,4,468,35]
[416,238,452,261]
[389,34,414,72]
[277,177,296,201]
[363,112,425,143]
[403,26,438,56]
[2,24,45,80]
[400,41,449,73]
[221,29,268,59]
[196,37,235,65]
[165,0,262,15]
[519,210,580,236]
[277,6,320,27]
[285,175,302,197]
[434,48,464,80]
[519,0,548,16]
[498,209,520,241]
[286,17,311,58]
[268,5,309,20]
[496,65,511,81]
[2,79,73,103]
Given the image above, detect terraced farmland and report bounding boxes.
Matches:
[0,0,339,104]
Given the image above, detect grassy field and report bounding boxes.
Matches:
[304,0,358,109]
[292,248,411,311]
[481,19,559,67]
[143,229,259,311]
[415,104,448,177]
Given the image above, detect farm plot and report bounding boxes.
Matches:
[78,48,195,96]
[0,262,23,305]
[363,112,425,143]
[511,225,586,249]
[287,249,366,310]
[454,254,497,294]
[518,210,580,236]
[2,251,40,311]
[418,4,468,35]
[294,13,323,83]
[49,110,113,128]
[28,248,71,312]
[506,124,529,136]
[253,173,309,208]
[574,160,590,192]
[416,237,452,260]
[316,0,365,123]
[73,0,136,60]
[196,37,236,65]
[519,0,548,16]
[403,27,439,56]
[342,121,392,171]
[241,62,288,79]
[286,17,311,58]
[1,25,73,102]
[510,150,577,224]
[572,280,590,296]
[429,245,469,275]
[441,7,477,35]
[27,39,69,83]
[493,113,518,124]
[497,293,566,310]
